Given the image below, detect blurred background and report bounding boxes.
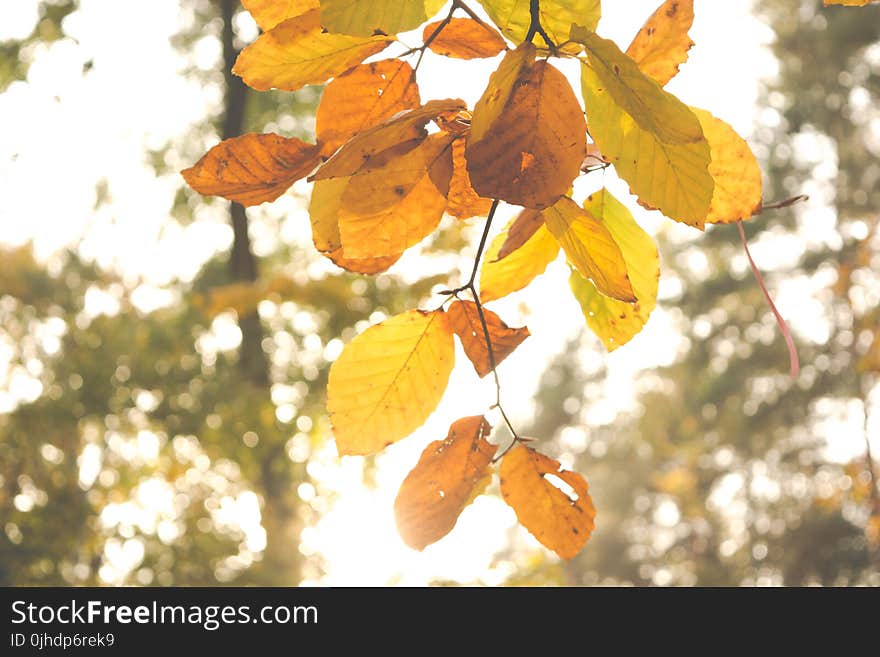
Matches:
[1,0,879,586]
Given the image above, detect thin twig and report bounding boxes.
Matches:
[737,220,800,379]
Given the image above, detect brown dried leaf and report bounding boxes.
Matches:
[500,445,596,560]
[182,133,320,206]
[423,17,507,59]
[394,416,495,550]
[467,47,586,209]
[447,300,530,377]
[315,59,420,158]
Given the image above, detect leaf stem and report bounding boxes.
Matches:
[442,199,524,456]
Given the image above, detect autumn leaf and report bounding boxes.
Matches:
[569,189,660,350]
[626,0,695,86]
[575,25,714,226]
[319,0,446,37]
[315,59,420,158]
[447,300,530,377]
[325,247,401,275]
[311,98,465,181]
[241,0,317,31]
[339,133,455,259]
[394,416,495,550]
[327,310,455,456]
[423,17,507,60]
[479,217,559,302]
[467,45,586,209]
[479,0,600,51]
[233,9,393,92]
[500,445,596,560]
[446,138,493,220]
[543,196,636,303]
[495,208,543,261]
[691,107,763,224]
[182,133,319,206]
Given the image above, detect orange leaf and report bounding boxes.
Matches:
[467,46,586,209]
[311,98,466,181]
[182,133,319,206]
[495,208,542,261]
[446,138,493,220]
[316,59,420,158]
[394,415,495,550]
[500,445,596,560]
[447,300,529,377]
[241,0,317,31]
[423,17,507,60]
[625,0,695,86]
[324,247,401,274]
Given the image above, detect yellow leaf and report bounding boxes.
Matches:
[327,310,455,456]
[182,133,320,206]
[543,196,636,302]
[477,0,600,51]
[394,416,495,550]
[312,98,466,181]
[447,300,530,377]
[308,177,346,253]
[580,72,712,227]
[467,47,586,209]
[423,17,508,59]
[569,189,659,350]
[316,59,420,158]
[625,0,695,86]
[233,9,393,92]
[691,107,763,224]
[500,445,596,560]
[446,138,493,220]
[241,0,317,31]
[575,26,703,144]
[319,0,447,36]
[479,218,559,302]
[495,208,543,260]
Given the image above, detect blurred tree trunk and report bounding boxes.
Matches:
[219,0,302,585]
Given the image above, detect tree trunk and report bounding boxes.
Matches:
[218,0,302,585]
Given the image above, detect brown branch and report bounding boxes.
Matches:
[524,0,558,55]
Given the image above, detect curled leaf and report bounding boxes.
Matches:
[447,300,530,377]
[495,209,543,261]
[446,138,494,220]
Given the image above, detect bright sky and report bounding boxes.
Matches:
[3,1,873,585]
